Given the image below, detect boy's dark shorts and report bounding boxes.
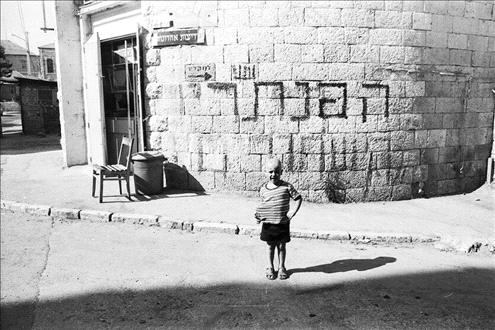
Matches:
[261,222,290,243]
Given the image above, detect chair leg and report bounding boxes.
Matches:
[92,171,96,197]
[118,175,123,195]
[125,176,131,200]
[99,173,104,203]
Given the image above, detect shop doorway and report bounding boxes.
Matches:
[100,36,141,164]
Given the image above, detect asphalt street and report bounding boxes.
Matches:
[1,210,494,330]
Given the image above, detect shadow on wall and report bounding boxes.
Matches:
[164,162,205,192]
[2,267,494,329]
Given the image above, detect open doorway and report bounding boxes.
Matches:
[100,36,140,164]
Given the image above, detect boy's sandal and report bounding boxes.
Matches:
[278,267,288,280]
[266,267,276,280]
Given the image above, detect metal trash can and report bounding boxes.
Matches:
[131,151,166,195]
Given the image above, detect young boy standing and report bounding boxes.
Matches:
[255,158,303,280]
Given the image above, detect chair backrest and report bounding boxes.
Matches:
[117,137,134,171]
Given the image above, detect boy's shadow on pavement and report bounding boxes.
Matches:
[289,257,396,277]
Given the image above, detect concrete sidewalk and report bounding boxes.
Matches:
[1,133,494,253]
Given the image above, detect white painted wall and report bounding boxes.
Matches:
[54,0,87,166]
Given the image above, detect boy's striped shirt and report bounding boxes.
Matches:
[255,181,301,224]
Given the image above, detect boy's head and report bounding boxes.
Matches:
[266,158,282,184]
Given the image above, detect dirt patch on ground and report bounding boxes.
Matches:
[1,133,61,155]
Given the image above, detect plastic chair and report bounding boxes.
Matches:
[92,137,134,203]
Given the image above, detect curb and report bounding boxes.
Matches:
[3,199,491,252]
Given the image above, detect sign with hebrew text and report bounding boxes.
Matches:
[152,28,205,47]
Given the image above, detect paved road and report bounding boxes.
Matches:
[1,210,494,329]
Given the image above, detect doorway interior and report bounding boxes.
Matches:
[100,36,140,163]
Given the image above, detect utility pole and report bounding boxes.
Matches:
[41,0,55,32]
[11,32,31,76]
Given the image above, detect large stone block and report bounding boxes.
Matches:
[448,33,468,50]
[302,44,325,62]
[391,130,415,150]
[153,99,182,116]
[250,8,279,27]
[293,134,323,154]
[323,44,350,62]
[146,83,162,99]
[432,14,454,33]
[424,48,451,65]
[308,154,325,171]
[403,30,426,47]
[305,8,341,27]
[283,153,308,172]
[155,65,185,83]
[375,151,403,169]
[376,11,412,29]
[265,115,300,134]
[224,44,249,63]
[412,12,432,30]
[249,44,274,63]
[283,27,318,44]
[214,27,238,45]
[421,148,439,165]
[191,116,213,133]
[452,16,478,35]
[214,172,246,190]
[149,116,168,132]
[369,29,402,46]
[212,116,240,134]
[403,149,421,166]
[345,152,369,171]
[328,63,365,81]
[350,45,380,63]
[279,7,304,26]
[249,134,272,154]
[344,27,370,45]
[368,132,391,152]
[299,172,327,190]
[272,134,292,154]
[380,46,404,64]
[258,63,292,81]
[427,129,447,148]
[274,44,302,63]
[450,49,472,66]
[426,31,448,48]
[203,154,226,171]
[245,172,267,191]
[300,116,326,134]
[293,63,329,81]
[341,9,374,28]
[220,8,250,27]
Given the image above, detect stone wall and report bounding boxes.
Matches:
[143,0,495,202]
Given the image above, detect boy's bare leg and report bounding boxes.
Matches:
[277,243,286,270]
[268,243,276,269]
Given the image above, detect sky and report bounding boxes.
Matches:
[1,0,56,55]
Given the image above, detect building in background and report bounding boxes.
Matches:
[54,0,495,202]
[0,40,40,77]
[38,43,56,81]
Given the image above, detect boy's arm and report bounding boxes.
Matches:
[287,196,302,220]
